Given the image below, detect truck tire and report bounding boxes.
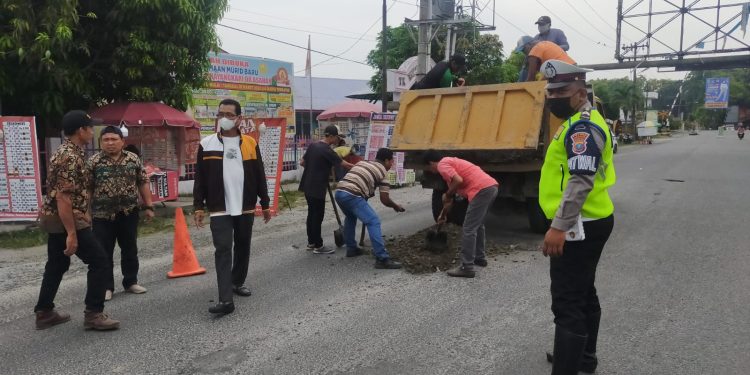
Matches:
[527,198,550,234]
[431,190,467,226]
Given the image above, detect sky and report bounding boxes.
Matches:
[217,0,749,83]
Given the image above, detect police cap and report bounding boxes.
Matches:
[543,60,593,89]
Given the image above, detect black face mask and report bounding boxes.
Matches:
[547,97,577,119]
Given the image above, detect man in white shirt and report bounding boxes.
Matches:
[193,99,272,315]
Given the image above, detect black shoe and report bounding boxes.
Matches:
[545,352,597,374]
[374,258,402,269]
[474,258,488,267]
[233,285,252,297]
[208,302,235,315]
[550,325,588,375]
[346,247,365,257]
[447,265,476,278]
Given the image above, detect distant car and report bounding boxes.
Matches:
[725,125,735,131]
[689,130,699,135]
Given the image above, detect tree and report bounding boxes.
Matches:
[455,33,504,85]
[0,0,228,129]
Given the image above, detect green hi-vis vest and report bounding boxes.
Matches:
[539,109,616,220]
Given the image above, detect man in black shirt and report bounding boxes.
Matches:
[411,54,466,90]
[299,125,353,254]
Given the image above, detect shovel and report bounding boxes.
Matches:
[327,184,345,247]
[425,207,449,252]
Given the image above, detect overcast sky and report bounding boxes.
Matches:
[217,0,749,82]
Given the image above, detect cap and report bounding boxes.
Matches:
[323,125,340,137]
[543,60,594,89]
[450,53,466,66]
[62,110,102,134]
[535,16,551,25]
[515,35,535,53]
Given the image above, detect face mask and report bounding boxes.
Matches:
[538,24,551,34]
[548,97,577,119]
[218,117,235,131]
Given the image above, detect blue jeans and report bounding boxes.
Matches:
[334,190,389,260]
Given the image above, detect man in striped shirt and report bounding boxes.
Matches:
[334,148,405,269]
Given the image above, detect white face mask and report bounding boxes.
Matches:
[218,117,235,131]
[538,24,551,34]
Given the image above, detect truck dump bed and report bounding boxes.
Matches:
[391,81,548,152]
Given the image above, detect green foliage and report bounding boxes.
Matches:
[0,0,228,128]
[500,52,524,84]
[591,77,645,121]
[456,34,504,85]
[682,69,749,127]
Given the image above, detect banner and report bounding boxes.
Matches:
[0,117,43,221]
[242,118,287,216]
[194,53,295,137]
[705,77,730,109]
[366,113,412,186]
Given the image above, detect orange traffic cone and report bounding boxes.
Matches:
[167,207,206,278]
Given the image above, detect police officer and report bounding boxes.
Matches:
[538,60,616,375]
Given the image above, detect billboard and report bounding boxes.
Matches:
[705,77,729,109]
[193,53,295,137]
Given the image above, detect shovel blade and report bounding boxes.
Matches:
[334,228,344,247]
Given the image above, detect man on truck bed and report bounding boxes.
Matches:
[411,54,466,89]
[516,37,576,82]
[537,59,616,375]
[422,151,499,278]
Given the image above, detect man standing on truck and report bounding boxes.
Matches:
[516,37,576,82]
[533,16,570,50]
[411,54,466,89]
[538,60,616,375]
[422,151,499,278]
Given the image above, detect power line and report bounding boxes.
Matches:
[295,0,398,74]
[580,0,634,44]
[228,7,377,39]
[217,24,370,67]
[222,17,376,42]
[533,0,610,47]
[562,0,616,43]
[493,9,528,35]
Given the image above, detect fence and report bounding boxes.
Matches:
[283,135,312,171]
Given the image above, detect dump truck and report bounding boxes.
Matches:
[390,80,565,233]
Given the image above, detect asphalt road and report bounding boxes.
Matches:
[1,131,748,374]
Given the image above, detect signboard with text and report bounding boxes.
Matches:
[193,53,295,137]
[0,117,43,221]
[705,77,729,109]
[366,113,412,186]
[242,118,287,216]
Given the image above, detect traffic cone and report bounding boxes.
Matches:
[167,207,206,278]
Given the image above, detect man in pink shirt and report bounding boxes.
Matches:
[422,150,499,278]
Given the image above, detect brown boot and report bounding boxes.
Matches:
[83,311,120,331]
[35,309,71,330]
[447,265,476,278]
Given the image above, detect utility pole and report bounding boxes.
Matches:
[381,0,388,112]
[417,0,431,78]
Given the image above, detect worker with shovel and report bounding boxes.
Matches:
[334,148,405,269]
[422,151,499,278]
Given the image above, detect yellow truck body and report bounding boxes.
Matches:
[391,81,565,233]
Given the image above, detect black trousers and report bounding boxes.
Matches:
[209,214,254,303]
[93,211,140,291]
[550,215,614,335]
[35,228,108,313]
[305,195,326,247]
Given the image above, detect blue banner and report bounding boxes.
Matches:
[705,77,729,109]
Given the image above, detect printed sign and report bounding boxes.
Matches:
[0,117,43,221]
[193,53,295,137]
[365,113,413,186]
[242,118,287,216]
[705,77,730,109]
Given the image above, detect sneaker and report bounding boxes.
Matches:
[312,246,335,254]
[474,258,488,267]
[374,258,402,269]
[104,290,113,301]
[447,265,475,278]
[126,284,147,294]
[346,247,365,257]
[35,309,71,330]
[83,311,120,331]
[306,243,316,251]
[208,302,235,315]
